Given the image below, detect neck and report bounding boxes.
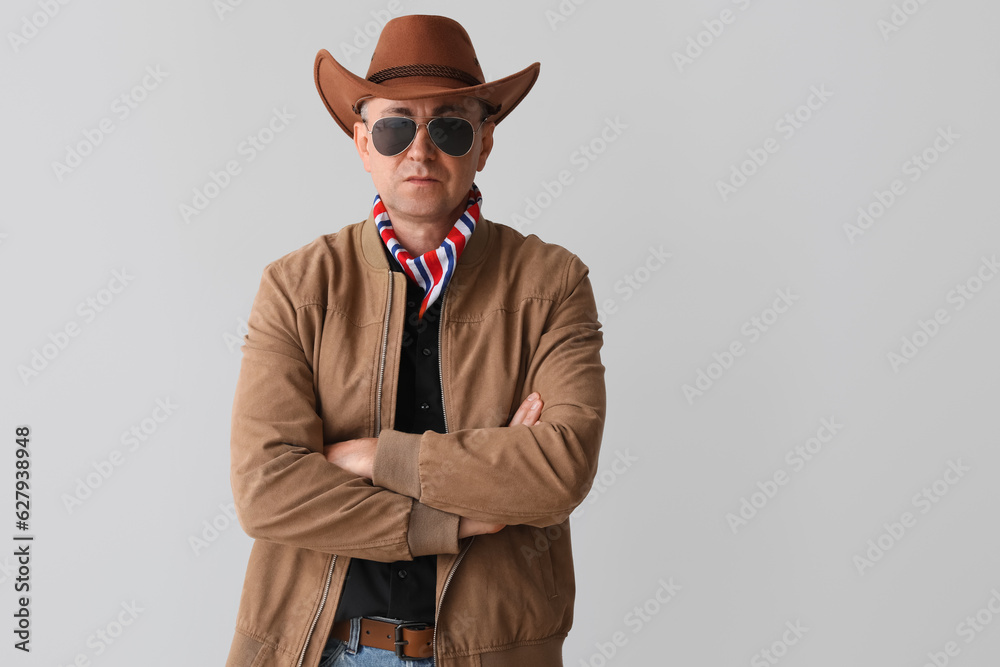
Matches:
[384,217,451,257]
[382,199,467,257]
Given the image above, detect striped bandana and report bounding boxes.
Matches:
[374,183,482,319]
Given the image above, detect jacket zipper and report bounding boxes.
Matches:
[432,281,476,663]
[437,282,449,432]
[375,267,393,436]
[296,269,394,667]
[434,534,475,661]
[296,554,338,667]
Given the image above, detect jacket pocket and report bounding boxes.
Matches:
[539,542,558,599]
[526,526,559,600]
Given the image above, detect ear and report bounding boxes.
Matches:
[476,120,495,172]
[354,120,373,174]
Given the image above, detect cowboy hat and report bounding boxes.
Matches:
[314,14,540,137]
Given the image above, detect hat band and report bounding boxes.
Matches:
[367,64,482,87]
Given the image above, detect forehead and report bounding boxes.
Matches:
[365,95,482,118]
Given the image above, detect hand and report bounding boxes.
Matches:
[459,516,506,538]
[457,391,546,538]
[508,391,545,427]
[323,437,378,480]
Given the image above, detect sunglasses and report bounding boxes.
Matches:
[364,115,488,157]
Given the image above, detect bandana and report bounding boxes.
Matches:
[374,184,482,319]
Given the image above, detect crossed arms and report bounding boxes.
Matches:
[324,392,547,539]
[229,252,605,562]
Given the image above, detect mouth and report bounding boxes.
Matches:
[405,175,439,184]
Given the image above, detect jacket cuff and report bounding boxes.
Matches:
[373,429,422,499]
[407,500,461,557]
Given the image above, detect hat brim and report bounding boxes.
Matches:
[314,49,540,138]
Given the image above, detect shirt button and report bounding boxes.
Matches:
[421,348,432,356]
[420,402,430,410]
[397,570,407,579]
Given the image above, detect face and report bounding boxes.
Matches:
[354,95,494,227]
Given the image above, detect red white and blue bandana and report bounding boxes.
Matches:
[374,184,482,319]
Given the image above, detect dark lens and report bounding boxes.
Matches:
[371,117,416,156]
[427,117,475,156]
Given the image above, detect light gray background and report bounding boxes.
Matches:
[3,1,999,665]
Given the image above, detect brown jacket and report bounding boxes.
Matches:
[227,210,607,666]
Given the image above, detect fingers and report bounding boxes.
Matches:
[508,392,543,427]
[508,392,536,425]
[459,517,507,538]
[523,398,542,427]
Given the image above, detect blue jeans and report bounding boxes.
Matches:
[320,616,435,667]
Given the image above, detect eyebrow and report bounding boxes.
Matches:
[381,104,464,117]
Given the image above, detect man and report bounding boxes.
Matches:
[227,14,606,667]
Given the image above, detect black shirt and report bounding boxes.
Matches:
[332,240,445,624]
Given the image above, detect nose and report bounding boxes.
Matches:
[405,121,437,158]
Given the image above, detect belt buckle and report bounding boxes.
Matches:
[394,621,430,661]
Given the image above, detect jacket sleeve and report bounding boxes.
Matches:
[371,252,607,528]
[229,261,462,561]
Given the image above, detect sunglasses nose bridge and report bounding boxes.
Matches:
[407,120,452,157]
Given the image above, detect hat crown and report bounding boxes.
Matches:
[313,14,540,138]
[364,15,485,88]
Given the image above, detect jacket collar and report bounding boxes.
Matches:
[381,238,404,273]
[359,205,492,271]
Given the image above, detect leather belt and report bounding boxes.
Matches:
[330,618,434,660]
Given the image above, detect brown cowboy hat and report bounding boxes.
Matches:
[314,14,540,137]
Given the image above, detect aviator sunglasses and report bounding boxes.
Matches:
[364,115,489,157]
